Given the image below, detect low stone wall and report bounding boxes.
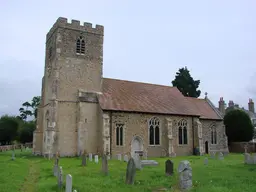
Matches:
[229,142,256,153]
[0,143,33,152]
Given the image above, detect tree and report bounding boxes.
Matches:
[0,115,19,145]
[224,109,254,144]
[172,67,201,98]
[18,121,36,144]
[19,96,41,121]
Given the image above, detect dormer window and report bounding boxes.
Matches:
[76,36,85,54]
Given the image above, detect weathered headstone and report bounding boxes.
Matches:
[253,154,256,164]
[94,155,99,163]
[178,160,192,190]
[144,150,148,160]
[218,152,224,160]
[165,159,174,176]
[57,166,63,189]
[133,154,142,170]
[117,154,122,161]
[125,158,136,185]
[107,155,111,160]
[210,151,216,159]
[244,153,252,164]
[66,174,72,192]
[89,153,93,161]
[123,155,129,162]
[82,151,87,166]
[204,157,208,165]
[101,154,108,175]
[11,151,15,160]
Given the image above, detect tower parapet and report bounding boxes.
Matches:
[46,17,104,41]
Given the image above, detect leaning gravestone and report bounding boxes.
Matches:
[165,159,174,176]
[94,155,99,163]
[57,166,63,189]
[89,153,93,161]
[123,155,129,162]
[101,154,108,175]
[125,158,136,185]
[204,157,208,165]
[133,154,142,170]
[82,151,87,166]
[178,160,193,190]
[66,174,72,192]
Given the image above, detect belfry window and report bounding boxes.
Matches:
[178,119,188,145]
[149,117,160,145]
[76,36,85,54]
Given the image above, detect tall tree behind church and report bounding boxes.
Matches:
[172,67,201,98]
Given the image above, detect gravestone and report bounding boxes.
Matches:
[218,152,224,160]
[117,154,122,161]
[253,154,256,164]
[144,150,148,160]
[178,160,192,190]
[165,159,174,176]
[94,155,99,163]
[141,160,159,167]
[66,174,72,192]
[73,190,77,192]
[11,151,15,160]
[57,166,63,189]
[125,158,136,185]
[133,154,142,170]
[123,155,129,162]
[210,152,216,159]
[204,157,208,165]
[89,153,93,161]
[244,153,252,164]
[82,151,87,166]
[107,155,111,160]
[101,154,108,175]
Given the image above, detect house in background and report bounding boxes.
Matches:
[218,98,256,142]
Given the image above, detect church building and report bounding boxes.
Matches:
[33,17,229,157]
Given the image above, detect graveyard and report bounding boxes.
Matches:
[0,150,256,192]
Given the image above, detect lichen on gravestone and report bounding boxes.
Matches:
[178,160,192,190]
[125,158,136,185]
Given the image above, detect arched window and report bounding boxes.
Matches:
[178,119,188,145]
[211,125,217,144]
[149,117,160,145]
[116,124,124,146]
[76,36,85,54]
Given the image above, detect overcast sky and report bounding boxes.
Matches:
[0,0,256,116]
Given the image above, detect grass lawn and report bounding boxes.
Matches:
[0,150,256,192]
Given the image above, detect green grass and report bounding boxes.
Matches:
[0,150,256,192]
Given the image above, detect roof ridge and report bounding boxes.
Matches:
[103,77,177,89]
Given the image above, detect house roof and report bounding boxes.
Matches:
[98,78,222,120]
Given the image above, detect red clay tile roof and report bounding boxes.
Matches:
[98,78,221,120]
[185,97,222,120]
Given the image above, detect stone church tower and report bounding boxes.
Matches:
[33,17,104,156]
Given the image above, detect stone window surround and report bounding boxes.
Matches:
[115,123,126,147]
[211,125,217,145]
[115,123,124,146]
[148,117,161,146]
[76,36,85,55]
[177,119,189,146]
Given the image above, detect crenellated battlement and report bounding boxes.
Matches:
[46,17,104,41]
